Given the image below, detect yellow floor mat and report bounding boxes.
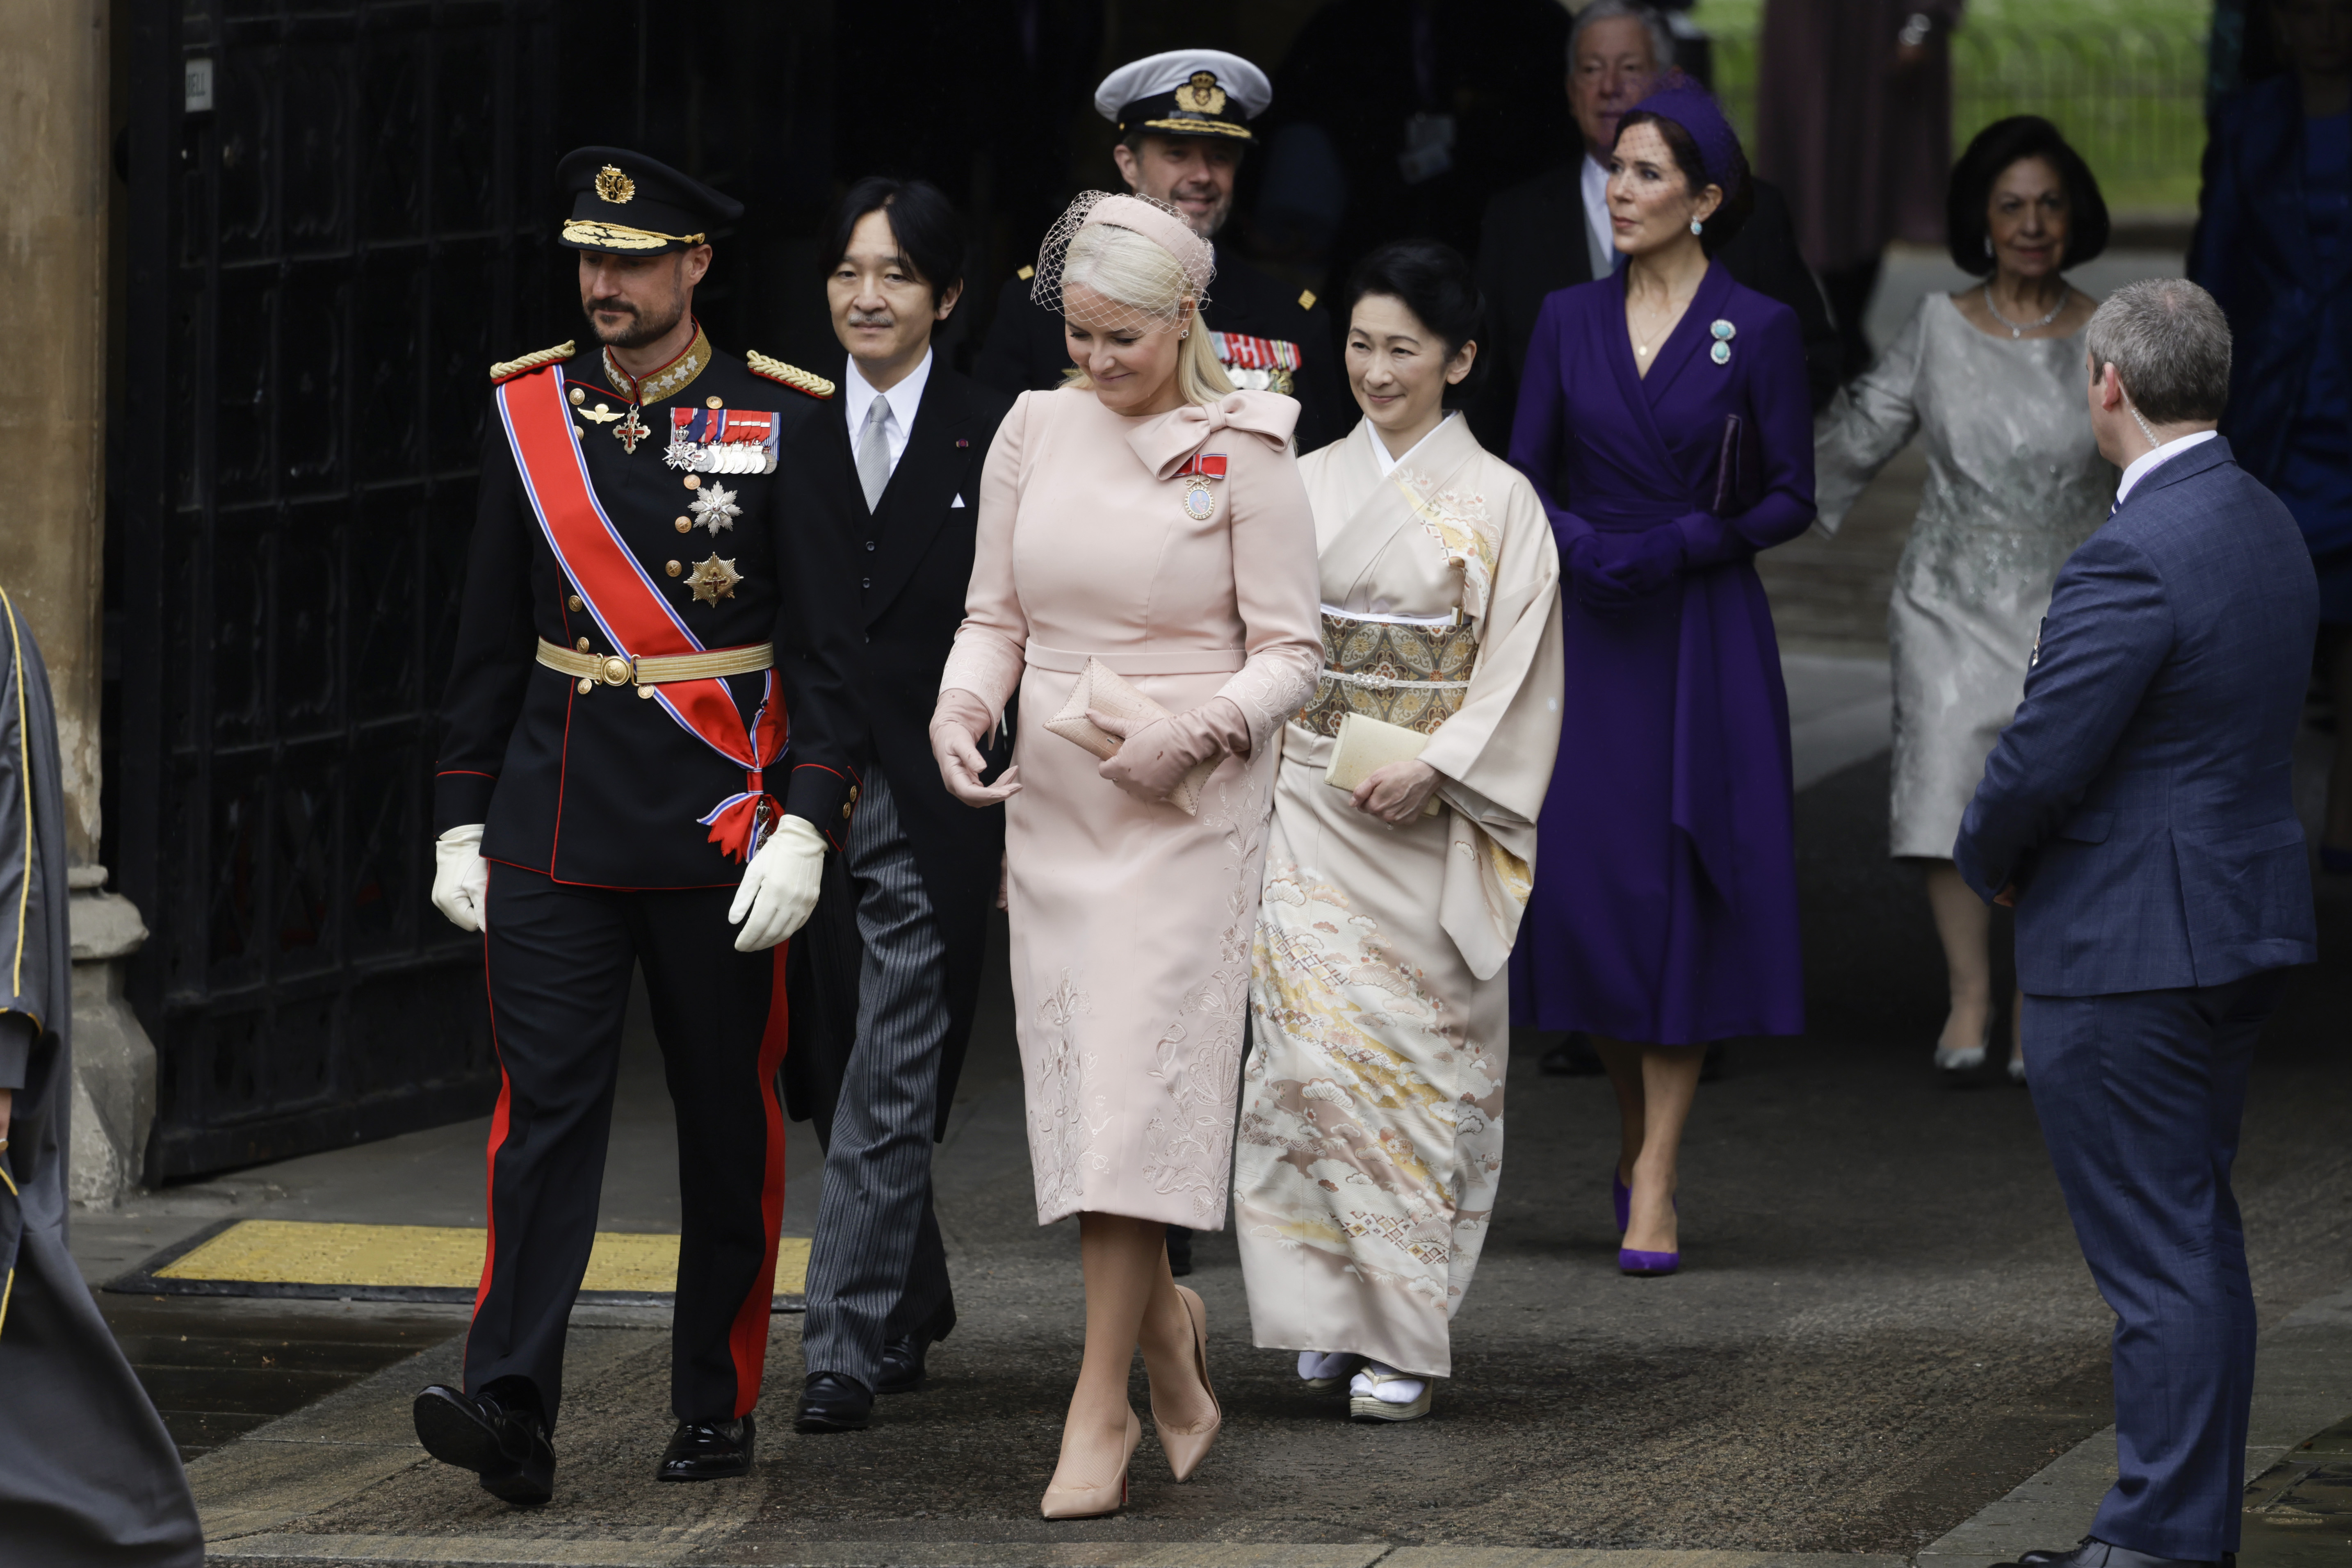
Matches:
[115,1219,808,1303]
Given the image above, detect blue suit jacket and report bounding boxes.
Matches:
[1954,438,2319,996]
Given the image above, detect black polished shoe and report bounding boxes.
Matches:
[2003,1538,2221,1568]
[1539,1033,1604,1076]
[656,1415,755,1481]
[793,1371,874,1433]
[412,1381,554,1506]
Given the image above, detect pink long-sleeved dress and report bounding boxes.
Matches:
[940,387,1321,1228]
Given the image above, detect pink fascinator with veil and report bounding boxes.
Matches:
[1030,190,1216,333]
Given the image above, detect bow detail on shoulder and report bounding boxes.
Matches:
[1127,390,1299,479]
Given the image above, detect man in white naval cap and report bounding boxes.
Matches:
[974,47,1347,452]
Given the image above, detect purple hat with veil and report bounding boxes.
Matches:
[1622,71,1748,199]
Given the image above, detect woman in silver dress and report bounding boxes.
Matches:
[1816,117,2116,1082]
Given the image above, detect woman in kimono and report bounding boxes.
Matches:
[930,192,1321,1517]
[1508,78,1816,1276]
[1234,241,1564,1424]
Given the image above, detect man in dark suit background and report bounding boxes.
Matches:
[1473,0,1838,458]
[787,179,1014,1436]
[1956,279,2318,1568]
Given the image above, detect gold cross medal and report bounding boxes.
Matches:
[1176,451,1227,521]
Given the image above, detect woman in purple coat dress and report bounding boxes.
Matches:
[1507,78,1814,1276]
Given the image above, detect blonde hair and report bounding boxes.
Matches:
[1055,219,1234,407]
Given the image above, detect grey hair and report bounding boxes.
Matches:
[2083,278,2233,425]
[1569,0,1676,74]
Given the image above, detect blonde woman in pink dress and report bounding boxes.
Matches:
[929,192,1321,1518]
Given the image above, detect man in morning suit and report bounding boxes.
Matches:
[785,180,1014,1436]
[420,148,865,1500]
[1956,280,2318,1568]
[974,48,1348,452]
[1474,0,1839,458]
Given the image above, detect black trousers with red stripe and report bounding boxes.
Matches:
[468,864,789,1428]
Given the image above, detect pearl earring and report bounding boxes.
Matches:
[1690,217,1703,236]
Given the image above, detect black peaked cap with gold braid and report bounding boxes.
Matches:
[556,146,743,257]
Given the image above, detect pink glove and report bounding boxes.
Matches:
[1088,696,1250,805]
[931,688,1019,806]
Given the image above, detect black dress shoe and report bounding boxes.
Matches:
[2003,1537,2221,1568]
[1539,1034,1604,1076]
[412,1381,555,1506]
[656,1415,755,1481]
[793,1371,874,1432]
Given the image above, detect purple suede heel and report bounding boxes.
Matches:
[1611,1168,1630,1232]
[1618,1248,1680,1276]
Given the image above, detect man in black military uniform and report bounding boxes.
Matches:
[416,147,866,1502]
[974,48,1349,451]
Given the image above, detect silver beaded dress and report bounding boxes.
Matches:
[1816,292,2115,859]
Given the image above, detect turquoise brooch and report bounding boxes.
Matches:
[1709,319,1736,365]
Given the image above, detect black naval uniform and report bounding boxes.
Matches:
[435,321,865,1433]
[974,248,1349,452]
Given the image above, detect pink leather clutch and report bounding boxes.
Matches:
[1043,658,1217,816]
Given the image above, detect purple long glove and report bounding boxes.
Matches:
[1605,526,1688,597]
[1567,533,1640,616]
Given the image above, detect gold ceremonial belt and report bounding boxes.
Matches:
[536,637,774,693]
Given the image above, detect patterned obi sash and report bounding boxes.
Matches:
[1296,605,1478,738]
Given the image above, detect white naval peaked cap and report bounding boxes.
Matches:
[1094,49,1272,141]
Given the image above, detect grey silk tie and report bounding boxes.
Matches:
[855,397,893,513]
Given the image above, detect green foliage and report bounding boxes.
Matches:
[1693,0,2209,214]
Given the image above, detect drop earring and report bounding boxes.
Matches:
[1690,218,1703,236]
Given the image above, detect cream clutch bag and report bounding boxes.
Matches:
[1044,658,1217,816]
[1325,712,1443,816]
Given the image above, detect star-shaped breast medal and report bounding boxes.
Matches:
[688,554,743,605]
[688,481,741,533]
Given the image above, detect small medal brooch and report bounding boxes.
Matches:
[1177,451,1227,521]
[1709,319,1736,365]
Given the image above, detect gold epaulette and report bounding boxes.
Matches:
[489,340,577,383]
[747,351,835,400]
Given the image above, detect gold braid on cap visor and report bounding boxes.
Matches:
[561,219,709,251]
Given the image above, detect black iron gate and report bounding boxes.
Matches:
[115,0,558,1179]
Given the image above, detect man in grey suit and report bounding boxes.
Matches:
[1956,279,2318,1568]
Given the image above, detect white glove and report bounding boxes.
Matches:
[433,825,489,933]
[728,814,828,952]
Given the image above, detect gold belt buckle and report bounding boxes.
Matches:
[600,654,636,687]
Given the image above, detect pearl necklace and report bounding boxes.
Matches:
[1982,281,2067,339]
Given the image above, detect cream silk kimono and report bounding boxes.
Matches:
[940,387,1322,1230]
[1233,413,1565,1378]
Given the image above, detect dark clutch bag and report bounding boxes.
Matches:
[1711,413,1763,517]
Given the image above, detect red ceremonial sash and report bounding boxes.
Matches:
[497,365,787,862]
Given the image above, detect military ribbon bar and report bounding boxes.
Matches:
[496,364,787,862]
[1208,332,1303,371]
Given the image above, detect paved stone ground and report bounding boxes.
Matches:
[164,754,2352,1559]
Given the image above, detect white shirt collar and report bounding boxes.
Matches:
[841,348,934,474]
[2114,428,2219,508]
[1365,411,1455,476]
[1580,153,1615,280]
